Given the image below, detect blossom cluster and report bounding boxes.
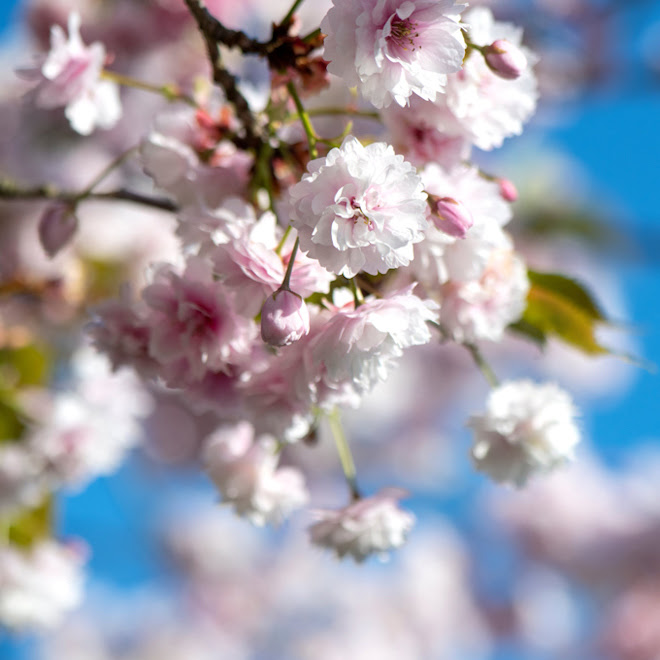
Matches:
[0,0,602,635]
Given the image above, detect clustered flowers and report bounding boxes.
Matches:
[0,0,604,635]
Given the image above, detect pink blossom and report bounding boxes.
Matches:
[309,488,415,561]
[142,257,256,384]
[428,195,474,239]
[28,347,151,488]
[484,39,528,80]
[37,203,78,257]
[289,136,428,277]
[240,342,318,443]
[208,230,284,317]
[140,106,252,208]
[382,94,471,167]
[469,380,580,487]
[260,290,310,347]
[432,7,539,150]
[308,287,438,397]
[25,12,121,135]
[203,422,309,525]
[437,247,529,343]
[321,0,466,108]
[0,540,85,632]
[88,285,159,377]
[409,163,514,291]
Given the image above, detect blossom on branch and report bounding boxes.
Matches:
[22,12,122,135]
[309,488,415,561]
[203,422,309,526]
[321,0,466,108]
[469,380,581,487]
[289,136,428,278]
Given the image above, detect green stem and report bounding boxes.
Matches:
[465,343,500,388]
[280,237,299,290]
[350,278,364,307]
[281,0,306,25]
[305,107,381,121]
[302,27,321,43]
[327,408,360,501]
[101,70,197,107]
[276,225,292,256]
[286,81,318,159]
[78,146,138,199]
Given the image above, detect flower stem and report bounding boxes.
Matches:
[327,408,360,501]
[350,278,365,307]
[276,225,292,256]
[101,70,197,106]
[78,146,139,199]
[465,342,500,388]
[281,0,306,26]
[280,237,299,290]
[286,81,318,159]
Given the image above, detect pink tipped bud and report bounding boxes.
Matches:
[497,177,518,202]
[260,289,310,347]
[38,203,78,257]
[429,195,474,239]
[484,39,527,80]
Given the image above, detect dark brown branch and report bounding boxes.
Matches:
[183,0,268,55]
[0,179,178,213]
[183,0,262,151]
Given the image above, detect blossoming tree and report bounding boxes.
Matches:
[0,0,632,645]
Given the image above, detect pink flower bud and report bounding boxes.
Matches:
[429,196,474,239]
[260,289,310,347]
[38,203,78,257]
[497,177,518,202]
[484,39,527,80]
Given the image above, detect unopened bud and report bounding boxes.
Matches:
[429,195,474,239]
[497,177,518,202]
[484,39,527,80]
[260,289,310,347]
[38,203,78,258]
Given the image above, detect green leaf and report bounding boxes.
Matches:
[8,496,54,549]
[527,271,606,322]
[0,396,27,443]
[0,343,52,389]
[514,270,610,355]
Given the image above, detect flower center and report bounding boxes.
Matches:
[349,197,375,231]
[387,17,420,53]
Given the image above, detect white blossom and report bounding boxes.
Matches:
[27,12,121,135]
[0,541,85,632]
[469,380,581,487]
[321,0,466,108]
[289,136,428,277]
[309,489,415,561]
[203,422,309,525]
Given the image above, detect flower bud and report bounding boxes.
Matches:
[484,39,527,80]
[497,177,518,202]
[260,289,310,347]
[429,195,474,239]
[38,203,78,258]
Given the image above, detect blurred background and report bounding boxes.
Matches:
[0,0,659,659]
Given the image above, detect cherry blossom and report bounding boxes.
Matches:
[0,541,85,632]
[203,422,309,525]
[469,380,581,487]
[24,11,122,135]
[289,136,428,277]
[321,0,466,108]
[309,489,415,561]
[308,286,438,397]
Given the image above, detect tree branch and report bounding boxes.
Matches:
[0,178,178,213]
